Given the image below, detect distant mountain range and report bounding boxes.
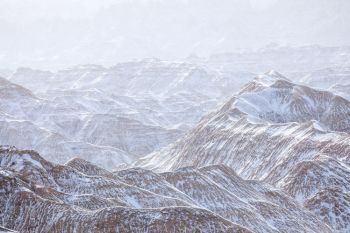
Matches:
[1,49,350,232]
[0,60,253,169]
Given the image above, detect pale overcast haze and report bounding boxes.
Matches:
[1,0,350,70]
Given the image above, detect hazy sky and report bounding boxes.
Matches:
[1,0,350,70]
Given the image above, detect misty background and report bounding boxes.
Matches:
[1,0,350,70]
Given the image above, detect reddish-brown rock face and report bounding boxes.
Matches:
[0,146,250,233]
[304,188,350,233]
[0,146,332,233]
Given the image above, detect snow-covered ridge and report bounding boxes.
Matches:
[133,72,350,232]
[0,60,254,169]
[0,146,332,233]
[229,71,350,133]
[2,57,350,232]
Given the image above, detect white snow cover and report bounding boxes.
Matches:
[1,49,350,232]
[133,72,350,232]
[0,61,254,169]
[0,147,332,233]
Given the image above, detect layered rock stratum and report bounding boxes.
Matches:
[0,61,253,169]
[0,146,333,233]
[134,72,350,232]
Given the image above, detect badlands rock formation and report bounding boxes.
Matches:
[0,146,332,233]
[134,71,350,232]
[0,60,253,169]
[1,57,350,232]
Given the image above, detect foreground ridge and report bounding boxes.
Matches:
[0,146,332,233]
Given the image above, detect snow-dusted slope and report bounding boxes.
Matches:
[304,188,350,233]
[161,165,331,233]
[233,71,350,133]
[135,71,350,171]
[0,227,18,233]
[0,146,332,233]
[8,60,254,131]
[0,77,182,168]
[1,60,254,168]
[10,60,253,98]
[133,71,350,232]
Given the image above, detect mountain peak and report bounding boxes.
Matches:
[229,72,350,133]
